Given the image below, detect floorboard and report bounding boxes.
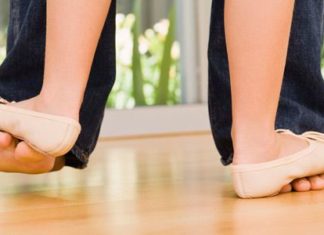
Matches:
[0,134,323,234]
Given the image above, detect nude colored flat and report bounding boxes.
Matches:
[231,129,324,198]
[0,97,81,157]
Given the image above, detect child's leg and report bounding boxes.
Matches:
[13,0,112,120]
[10,0,112,162]
[225,0,324,192]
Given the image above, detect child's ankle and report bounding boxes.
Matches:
[34,94,80,120]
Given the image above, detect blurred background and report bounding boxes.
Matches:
[0,0,8,63]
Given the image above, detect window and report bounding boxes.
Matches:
[101,0,211,137]
[112,0,181,109]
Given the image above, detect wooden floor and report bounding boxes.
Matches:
[0,134,324,234]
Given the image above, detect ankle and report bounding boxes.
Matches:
[39,88,82,105]
[232,126,277,149]
[232,129,280,164]
[33,94,80,120]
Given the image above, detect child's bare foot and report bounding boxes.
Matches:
[9,95,79,121]
[233,130,324,194]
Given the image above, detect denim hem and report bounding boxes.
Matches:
[64,145,90,169]
[221,153,233,166]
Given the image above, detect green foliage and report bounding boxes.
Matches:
[155,6,176,105]
[108,5,181,109]
[0,29,6,63]
[131,0,146,106]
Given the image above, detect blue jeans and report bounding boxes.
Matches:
[208,0,324,165]
[0,0,116,168]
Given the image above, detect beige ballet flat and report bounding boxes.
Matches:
[0,97,81,157]
[231,129,324,198]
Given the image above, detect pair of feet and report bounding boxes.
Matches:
[233,130,324,194]
[0,95,78,174]
[2,95,324,195]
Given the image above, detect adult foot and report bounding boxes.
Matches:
[233,130,324,194]
[0,131,62,174]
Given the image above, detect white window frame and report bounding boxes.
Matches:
[100,0,212,138]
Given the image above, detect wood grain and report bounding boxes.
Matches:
[0,134,323,234]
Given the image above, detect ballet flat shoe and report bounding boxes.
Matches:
[0,97,81,157]
[231,129,324,198]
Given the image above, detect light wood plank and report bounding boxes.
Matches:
[0,134,323,234]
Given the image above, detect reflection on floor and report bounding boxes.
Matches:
[0,133,323,234]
